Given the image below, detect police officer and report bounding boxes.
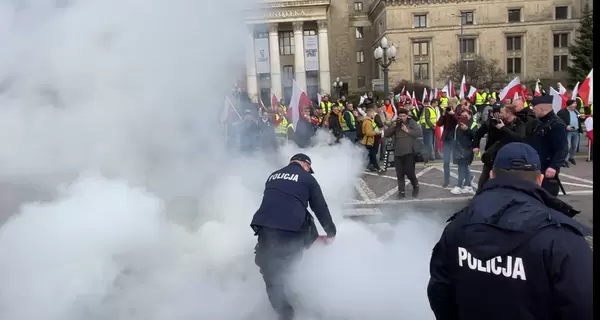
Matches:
[526,95,568,196]
[428,142,592,320]
[251,153,337,320]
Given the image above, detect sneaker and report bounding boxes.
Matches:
[450,186,463,195]
[462,186,474,194]
[442,183,449,189]
[412,185,420,198]
[398,192,406,199]
[569,158,576,165]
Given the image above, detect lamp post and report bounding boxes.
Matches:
[374,37,397,100]
[452,13,465,74]
[332,77,343,100]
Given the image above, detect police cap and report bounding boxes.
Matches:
[530,95,553,106]
[290,153,314,173]
[493,142,541,172]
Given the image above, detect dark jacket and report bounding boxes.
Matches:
[556,108,584,133]
[428,176,592,320]
[436,110,458,141]
[383,118,423,156]
[516,107,538,136]
[258,118,277,151]
[240,119,261,153]
[452,120,476,165]
[251,163,337,237]
[293,117,316,149]
[525,111,568,171]
[326,112,343,138]
[474,117,526,165]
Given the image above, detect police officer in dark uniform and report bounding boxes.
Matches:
[525,95,568,196]
[427,142,592,320]
[251,153,337,320]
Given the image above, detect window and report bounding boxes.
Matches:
[256,32,269,39]
[460,60,475,73]
[355,27,364,39]
[413,41,428,56]
[283,65,294,79]
[506,57,522,74]
[461,11,474,25]
[303,30,316,36]
[278,31,294,55]
[357,76,366,88]
[459,38,476,54]
[259,74,271,81]
[414,14,427,28]
[354,2,363,11]
[507,9,521,23]
[506,36,522,51]
[413,63,429,80]
[555,6,568,20]
[553,55,568,72]
[356,51,365,63]
[553,33,569,48]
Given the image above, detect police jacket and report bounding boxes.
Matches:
[427,176,592,320]
[251,163,337,237]
[525,111,568,171]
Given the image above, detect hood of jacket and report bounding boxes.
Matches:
[452,176,588,261]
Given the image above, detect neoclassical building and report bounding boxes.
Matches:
[242,0,586,102]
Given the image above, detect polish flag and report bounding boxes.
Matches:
[578,69,593,106]
[585,117,593,146]
[271,91,278,111]
[448,80,455,97]
[435,125,444,153]
[439,84,449,98]
[499,77,521,101]
[534,79,542,97]
[359,93,367,106]
[557,83,567,95]
[220,96,242,124]
[289,79,312,130]
[467,86,478,100]
[411,90,418,106]
[549,87,568,112]
[571,82,580,100]
[458,75,467,99]
[258,98,267,112]
[422,87,428,104]
[430,88,438,101]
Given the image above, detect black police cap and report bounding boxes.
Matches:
[493,142,541,171]
[290,153,314,173]
[530,95,553,106]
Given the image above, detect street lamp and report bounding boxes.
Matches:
[332,77,344,100]
[374,37,397,100]
[452,13,465,74]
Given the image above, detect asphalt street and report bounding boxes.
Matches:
[346,156,594,229]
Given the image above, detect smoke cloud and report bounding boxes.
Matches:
[0,1,443,319]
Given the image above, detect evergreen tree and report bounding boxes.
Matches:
[567,4,593,87]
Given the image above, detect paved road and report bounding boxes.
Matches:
[347,156,594,228]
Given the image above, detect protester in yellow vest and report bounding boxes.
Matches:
[439,92,449,108]
[320,96,333,114]
[341,104,357,142]
[361,108,383,173]
[420,100,439,162]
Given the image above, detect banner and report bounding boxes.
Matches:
[303,35,319,71]
[254,38,270,74]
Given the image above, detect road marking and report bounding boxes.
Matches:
[373,166,437,201]
[560,181,594,188]
[557,173,594,185]
[432,166,478,188]
[354,178,376,204]
[344,208,384,217]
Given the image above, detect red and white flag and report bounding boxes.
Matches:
[271,91,278,111]
[571,82,580,100]
[585,117,593,145]
[422,87,428,104]
[557,83,567,95]
[289,79,312,130]
[549,87,568,112]
[448,80,455,97]
[220,96,242,124]
[534,79,542,97]
[435,125,443,153]
[467,86,478,100]
[499,77,521,101]
[458,75,467,99]
[411,90,418,106]
[430,88,438,101]
[578,69,593,106]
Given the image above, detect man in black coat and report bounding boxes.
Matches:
[556,99,586,166]
[428,142,592,320]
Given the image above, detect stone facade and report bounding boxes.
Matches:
[369,0,584,88]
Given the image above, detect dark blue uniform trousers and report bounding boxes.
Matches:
[254,228,307,320]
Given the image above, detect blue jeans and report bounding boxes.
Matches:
[442,140,455,185]
[422,128,435,160]
[457,163,472,188]
[566,131,580,160]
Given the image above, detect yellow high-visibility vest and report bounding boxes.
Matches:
[419,106,437,129]
[341,111,356,131]
[439,97,449,107]
[275,115,288,135]
[320,101,333,114]
[475,92,486,105]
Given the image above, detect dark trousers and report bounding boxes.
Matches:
[476,163,492,193]
[395,154,418,193]
[366,144,380,169]
[254,228,306,320]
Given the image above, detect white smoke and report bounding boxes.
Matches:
[0,1,443,319]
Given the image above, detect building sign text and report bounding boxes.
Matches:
[264,10,307,19]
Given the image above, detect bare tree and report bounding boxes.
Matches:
[438,55,507,89]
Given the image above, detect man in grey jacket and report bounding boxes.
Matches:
[384,108,423,198]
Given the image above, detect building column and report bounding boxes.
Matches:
[317,20,331,95]
[268,23,282,100]
[292,21,307,92]
[245,27,258,103]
